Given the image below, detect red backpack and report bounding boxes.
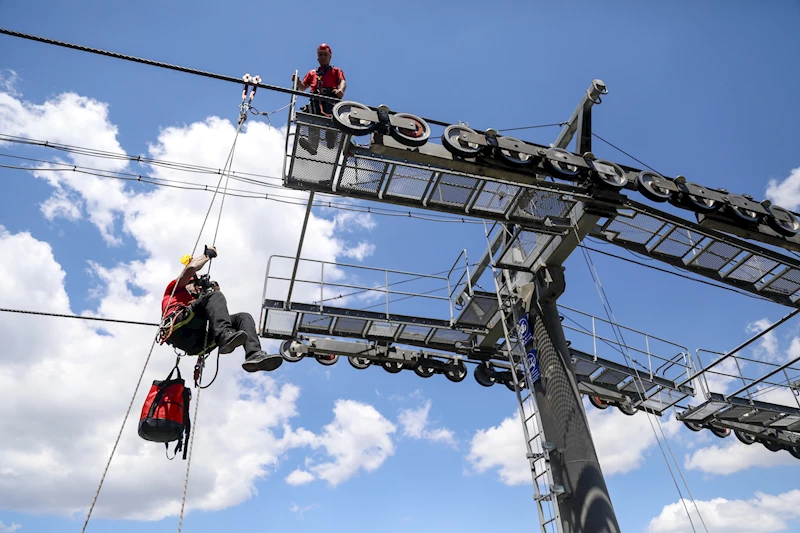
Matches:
[138,366,191,459]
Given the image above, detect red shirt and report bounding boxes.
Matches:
[162,279,193,316]
[303,66,345,94]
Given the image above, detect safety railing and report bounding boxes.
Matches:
[262,254,455,324]
[558,304,693,386]
[694,348,800,409]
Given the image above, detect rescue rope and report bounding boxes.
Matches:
[81,85,251,532]
[177,82,252,531]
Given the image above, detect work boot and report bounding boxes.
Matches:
[298,136,317,156]
[325,131,337,150]
[242,350,283,373]
[217,330,247,355]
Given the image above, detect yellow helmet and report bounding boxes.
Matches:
[180,254,192,266]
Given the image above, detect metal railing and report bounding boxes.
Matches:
[262,255,455,323]
[558,304,693,385]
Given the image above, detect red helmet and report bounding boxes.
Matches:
[317,43,332,54]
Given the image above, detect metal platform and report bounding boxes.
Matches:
[285,112,800,308]
[559,305,695,416]
[286,112,586,234]
[678,393,800,449]
[594,200,800,306]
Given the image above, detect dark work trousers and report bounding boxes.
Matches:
[305,93,340,151]
[166,291,261,357]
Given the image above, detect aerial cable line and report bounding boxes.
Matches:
[0,153,487,225]
[591,131,660,174]
[0,307,158,326]
[0,28,452,129]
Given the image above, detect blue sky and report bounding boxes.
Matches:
[1,1,800,532]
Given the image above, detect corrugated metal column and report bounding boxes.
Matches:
[529,265,620,533]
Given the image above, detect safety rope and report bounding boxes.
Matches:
[81,84,251,533]
[176,79,253,532]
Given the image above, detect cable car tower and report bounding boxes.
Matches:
[260,81,800,532]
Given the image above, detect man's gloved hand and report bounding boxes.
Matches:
[204,245,218,259]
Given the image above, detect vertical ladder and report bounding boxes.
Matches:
[484,227,564,533]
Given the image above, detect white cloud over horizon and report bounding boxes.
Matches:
[648,490,800,533]
[0,85,381,521]
[398,400,456,447]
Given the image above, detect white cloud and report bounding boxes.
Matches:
[467,405,682,485]
[467,414,529,486]
[304,400,396,487]
[746,318,779,361]
[684,439,797,475]
[0,86,377,520]
[0,521,21,533]
[341,241,376,261]
[285,469,315,486]
[289,502,319,519]
[398,400,456,447]
[0,69,20,97]
[766,167,800,211]
[0,91,130,244]
[587,406,681,476]
[648,489,800,533]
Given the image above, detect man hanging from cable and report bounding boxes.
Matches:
[159,246,282,372]
[292,43,346,155]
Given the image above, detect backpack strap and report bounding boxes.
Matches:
[181,387,192,460]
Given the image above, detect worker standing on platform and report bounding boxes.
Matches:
[292,43,346,155]
[160,246,282,372]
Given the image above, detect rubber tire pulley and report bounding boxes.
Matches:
[635,171,672,202]
[441,124,482,158]
[389,113,431,147]
[348,356,371,370]
[444,360,467,383]
[331,101,377,136]
[280,340,304,363]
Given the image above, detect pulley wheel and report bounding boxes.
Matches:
[789,446,800,460]
[591,159,628,191]
[727,204,761,224]
[316,354,339,366]
[331,101,376,136]
[441,124,482,158]
[544,148,582,180]
[616,402,637,416]
[382,360,404,374]
[673,183,719,213]
[683,420,703,432]
[473,363,496,387]
[758,438,783,452]
[348,356,371,370]
[280,340,304,363]
[413,357,436,378]
[734,430,756,445]
[390,113,431,147]
[766,205,800,237]
[503,371,527,392]
[496,137,534,166]
[710,426,730,439]
[589,395,610,410]
[635,171,672,202]
[444,360,467,383]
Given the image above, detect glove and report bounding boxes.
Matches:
[203,245,218,259]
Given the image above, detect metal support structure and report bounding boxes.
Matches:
[529,266,621,533]
[553,80,606,150]
[285,192,315,307]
